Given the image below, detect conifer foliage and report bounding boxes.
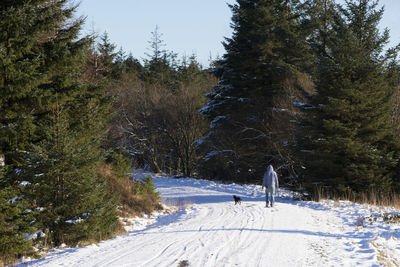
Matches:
[2,0,400,263]
[0,164,34,263]
[301,0,400,196]
[199,0,312,183]
[0,0,53,261]
[0,0,118,261]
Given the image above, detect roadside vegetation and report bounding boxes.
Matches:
[2,0,400,265]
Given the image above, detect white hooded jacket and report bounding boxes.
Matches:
[262,165,279,189]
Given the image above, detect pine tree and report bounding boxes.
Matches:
[1,0,118,250]
[199,0,312,183]
[0,0,47,173]
[142,26,177,86]
[25,101,117,245]
[83,32,129,85]
[97,32,123,80]
[0,162,34,264]
[0,0,56,260]
[33,6,118,246]
[301,0,400,196]
[307,0,336,56]
[123,53,143,74]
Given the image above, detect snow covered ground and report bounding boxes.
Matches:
[23,176,400,266]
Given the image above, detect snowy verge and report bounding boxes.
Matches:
[21,175,400,267]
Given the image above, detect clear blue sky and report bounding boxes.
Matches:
[77,0,400,67]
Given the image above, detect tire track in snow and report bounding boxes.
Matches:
[28,177,362,267]
[189,204,246,267]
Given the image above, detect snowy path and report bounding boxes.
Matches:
[25,177,400,267]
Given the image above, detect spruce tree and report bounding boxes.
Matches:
[84,32,123,85]
[1,0,118,249]
[142,26,177,86]
[0,162,34,264]
[199,0,312,183]
[25,101,117,245]
[97,32,123,81]
[301,0,400,196]
[0,0,54,260]
[0,1,45,175]
[123,53,143,74]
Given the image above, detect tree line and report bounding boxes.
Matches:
[199,0,400,202]
[1,0,400,264]
[0,0,216,263]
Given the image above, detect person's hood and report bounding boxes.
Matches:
[267,165,273,172]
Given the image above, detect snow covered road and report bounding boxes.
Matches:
[25,176,400,267]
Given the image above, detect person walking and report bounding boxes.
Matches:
[262,164,279,207]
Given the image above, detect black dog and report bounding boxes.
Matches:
[233,195,241,205]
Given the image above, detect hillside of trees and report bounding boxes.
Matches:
[1,0,400,264]
[199,0,400,201]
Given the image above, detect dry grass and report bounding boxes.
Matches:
[370,241,400,267]
[358,191,400,210]
[77,240,100,247]
[311,185,400,209]
[98,163,163,217]
[109,220,130,239]
[121,218,133,226]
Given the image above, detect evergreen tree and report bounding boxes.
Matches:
[301,0,400,196]
[142,26,177,86]
[0,162,34,264]
[0,0,48,175]
[0,0,59,260]
[25,101,117,245]
[292,0,336,187]
[1,0,118,250]
[123,53,143,74]
[307,0,336,57]
[199,0,312,183]
[97,32,123,80]
[84,32,131,84]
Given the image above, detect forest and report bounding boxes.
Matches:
[1,0,400,264]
